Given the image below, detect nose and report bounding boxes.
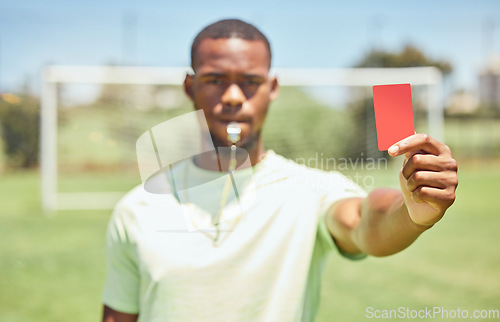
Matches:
[221,83,245,107]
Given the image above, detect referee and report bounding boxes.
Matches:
[102,19,458,322]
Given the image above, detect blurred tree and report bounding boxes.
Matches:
[263,87,354,165]
[355,44,452,74]
[0,94,40,168]
[348,44,453,160]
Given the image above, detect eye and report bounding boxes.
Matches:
[205,78,223,85]
[242,79,262,86]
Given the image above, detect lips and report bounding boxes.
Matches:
[216,117,251,125]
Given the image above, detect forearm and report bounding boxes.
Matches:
[352,188,431,257]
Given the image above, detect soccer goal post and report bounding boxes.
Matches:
[40,65,443,212]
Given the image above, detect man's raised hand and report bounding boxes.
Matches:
[388,133,458,227]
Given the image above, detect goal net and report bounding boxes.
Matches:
[40,65,443,212]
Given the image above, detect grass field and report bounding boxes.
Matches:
[1,160,499,321]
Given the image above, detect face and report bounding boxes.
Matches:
[184,38,279,150]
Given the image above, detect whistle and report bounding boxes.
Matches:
[226,122,241,144]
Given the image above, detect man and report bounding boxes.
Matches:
[102,19,458,322]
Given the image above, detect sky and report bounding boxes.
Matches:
[1,0,499,99]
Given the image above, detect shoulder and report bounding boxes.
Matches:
[114,184,155,213]
[110,182,179,230]
[107,185,150,232]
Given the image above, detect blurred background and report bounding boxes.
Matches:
[0,0,499,321]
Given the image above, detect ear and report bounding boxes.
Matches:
[184,73,195,101]
[269,76,279,101]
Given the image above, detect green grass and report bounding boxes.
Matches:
[0,171,109,322]
[444,118,500,158]
[1,161,499,321]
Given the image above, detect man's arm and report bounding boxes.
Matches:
[326,134,458,257]
[103,305,138,322]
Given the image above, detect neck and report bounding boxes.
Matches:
[194,139,265,172]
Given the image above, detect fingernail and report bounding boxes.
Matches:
[388,145,399,155]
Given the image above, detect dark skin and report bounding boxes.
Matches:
[102,307,138,322]
[103,37,458,321]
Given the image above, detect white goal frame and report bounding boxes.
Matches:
[40,65,443,212]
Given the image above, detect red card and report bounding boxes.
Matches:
[372,83,415,151]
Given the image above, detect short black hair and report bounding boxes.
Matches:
[191,19,272,71]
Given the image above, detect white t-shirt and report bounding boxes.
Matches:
[102,150,366,322]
